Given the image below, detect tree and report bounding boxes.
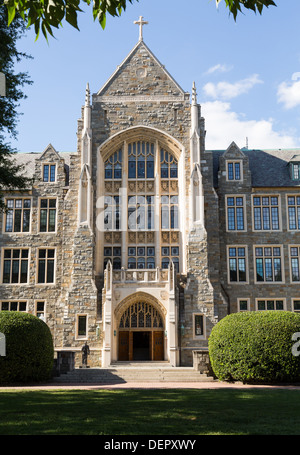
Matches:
[0,4,33,211]
[2,0,277,41]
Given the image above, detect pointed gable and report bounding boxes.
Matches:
[97,41,186,100]
[37,143,61,161]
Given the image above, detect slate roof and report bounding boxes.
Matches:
[212,148,300,188]
[12,151,74,184]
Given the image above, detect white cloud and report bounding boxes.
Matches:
[205,64,232,75]
[203,74,263,100]
[202,100,299,150]
[277,79,300,109]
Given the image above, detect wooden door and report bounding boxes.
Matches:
[153,331,164,361]
[118,331,129,361]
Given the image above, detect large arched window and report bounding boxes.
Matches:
[102,138,180,272]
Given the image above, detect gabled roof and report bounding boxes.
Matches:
[97,40,186,99]
[212,148,300,188]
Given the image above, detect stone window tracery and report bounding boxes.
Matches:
[102,138,180,272]
[119,302,163,329]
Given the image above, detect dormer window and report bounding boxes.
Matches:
[292,163,300,181]
[43,164,56,182]
[227,160,242,181]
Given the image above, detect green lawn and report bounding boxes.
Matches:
[0,388,300,435]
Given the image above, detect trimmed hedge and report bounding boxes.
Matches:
[0,312,54,384]
[208,311,300,383]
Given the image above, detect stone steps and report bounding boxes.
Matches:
[53,364,214,383]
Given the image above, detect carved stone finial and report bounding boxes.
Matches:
[85,82,90,107]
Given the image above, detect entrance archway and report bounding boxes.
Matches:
[117,300,165,361]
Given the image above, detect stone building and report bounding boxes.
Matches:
[1,18,300,368]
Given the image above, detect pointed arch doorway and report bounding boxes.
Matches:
[118,300,165,361]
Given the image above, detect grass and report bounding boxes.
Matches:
[0,388,300,435]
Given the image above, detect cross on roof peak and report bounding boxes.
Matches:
[134,16,148,41]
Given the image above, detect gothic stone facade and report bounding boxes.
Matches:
[1,39,300,367]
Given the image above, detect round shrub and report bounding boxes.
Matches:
[208,311,300,383]
[0,312,54,384]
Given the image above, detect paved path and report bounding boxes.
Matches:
[1,380,300,390]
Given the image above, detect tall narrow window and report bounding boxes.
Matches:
[290,246,300,282]
[226,196,245,231]
[161,195,178,230]
[104,196,120,230]
[77,315,87,338]
[287,196,300,230]
[227,161,242,181]
[37,249,55,283]
[228,246,247,283]
[160,149,178,179]
[40,199,56,232]
[104,149,122,179]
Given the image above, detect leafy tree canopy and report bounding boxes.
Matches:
[0,5,33,211]
[2,0,277,41]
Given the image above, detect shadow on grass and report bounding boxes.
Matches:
[0,388,300,435]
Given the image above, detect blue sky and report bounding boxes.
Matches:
[7,0,300,153]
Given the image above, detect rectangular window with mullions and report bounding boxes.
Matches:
[43,164,56,182]
[253,195,280,231]
[256,299,285,311]
[255,246,283,283]
[1,301,27,312]
[226,196,245,231]
[227,161,242,181]
[5,198,31,233]
[227,246,247,283]
[287,196,300,230]
[39,198,57,232]
[37,249,55,284]
[290,246,300,282]
[2,248,29,284]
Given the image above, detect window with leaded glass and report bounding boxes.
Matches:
[161,246,179,273]
[161,195,178,230]
[255,246,283,283]
[160,149,178,179]
[227,246,247,283]
[119,302,163,329]
[104,149,122,179]
[2,248,29,284]
[226,196,245,231]
[253,195,280,231]
[39,198,56,232]
[5,198,31,233]
[128,142,154,179]
[104,196,120,230]
[128,246,155,269]
[128,195,154,231]
[103,246,121,270]
[287,196,300,230]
